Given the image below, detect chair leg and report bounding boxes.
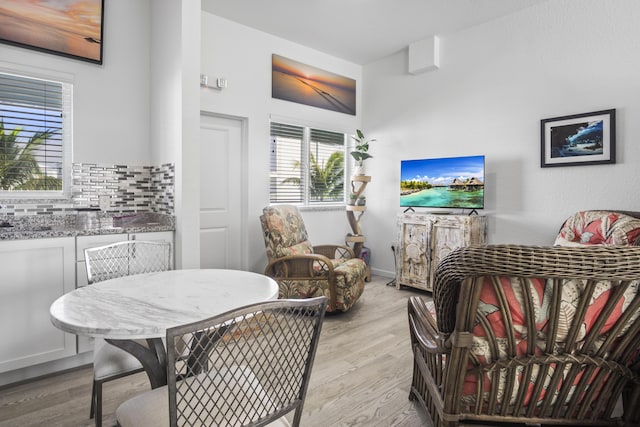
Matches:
[94,380,103,427]
[89,379,96,419]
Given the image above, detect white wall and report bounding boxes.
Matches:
[0,0,151,166]
[150,0,201,270]
[11,1,637,279]
[362,0,640,276]
[199,13,362,272]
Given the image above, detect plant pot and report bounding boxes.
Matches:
[356,199,366,206]
[354,164,365,175]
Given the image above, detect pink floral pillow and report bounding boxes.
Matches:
[555,211,640,246]
[460,275,639,409]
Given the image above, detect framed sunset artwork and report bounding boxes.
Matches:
[0,0,104,64]
[272,54,356,115]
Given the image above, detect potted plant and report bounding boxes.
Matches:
[348,192,358,205]
[350,129,375,175]
[356,195,366,206]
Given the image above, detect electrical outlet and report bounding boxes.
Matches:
[98,194,110,210]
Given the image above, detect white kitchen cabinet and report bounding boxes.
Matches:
[0,237,76,373]
[0,230,176,367]
[396,213,486,292]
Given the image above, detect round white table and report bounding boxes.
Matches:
[50,269,279,387]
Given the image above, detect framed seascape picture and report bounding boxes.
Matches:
[541,109,616,167]
[0,0,104,64]
[272,54,356,115]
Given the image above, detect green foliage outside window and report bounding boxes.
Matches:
[282,151,345,202]
[0,120,61,191]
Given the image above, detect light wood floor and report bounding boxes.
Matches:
[0,276,433,427]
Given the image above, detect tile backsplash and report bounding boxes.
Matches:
[0,163,174,216]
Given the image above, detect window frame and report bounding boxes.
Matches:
[0,65,73,200]
[269,120,349,209]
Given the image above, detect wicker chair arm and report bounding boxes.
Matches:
[264,253,335,278]
[313,244,355,260]
[264,253,338,311]
[408,296,449,354]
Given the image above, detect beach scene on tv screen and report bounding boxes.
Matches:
[400,155,484,209]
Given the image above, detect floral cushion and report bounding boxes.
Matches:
[281,241,313,257]
[260,205,309,259]
[555,211,640,246]
[461,275,640,409]
[277,258,366,312]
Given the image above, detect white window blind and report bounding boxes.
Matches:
[0,72,70,194]
[308,128,345,203]
[269,122,345,206]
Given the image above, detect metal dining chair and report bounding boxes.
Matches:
[84,240,172,427]
[115,296,328,427]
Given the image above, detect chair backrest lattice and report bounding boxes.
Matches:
[84,240,172,284]
[166,297,328,427]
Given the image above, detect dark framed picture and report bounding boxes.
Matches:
[0,0,104,64]
[541,109,615,167]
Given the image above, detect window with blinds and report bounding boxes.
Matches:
[270,122,346,206]
[0,71,71,196]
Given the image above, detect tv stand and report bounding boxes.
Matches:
[468,209,479,216]
[403,207,415,213]
[396,212,487,292]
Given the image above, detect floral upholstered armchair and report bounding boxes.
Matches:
[260,205,366,313]
[408,244,640,427]
[554,210,640,246]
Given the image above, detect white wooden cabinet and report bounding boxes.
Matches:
[0,229,175,384]
[0,237,76,373]
[396,213,486,292]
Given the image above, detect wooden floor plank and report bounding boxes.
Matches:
[0,276,433,427]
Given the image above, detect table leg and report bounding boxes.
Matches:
[105,338,167,389]
[176,325,232,381]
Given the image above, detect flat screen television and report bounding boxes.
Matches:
[400,155,485,211]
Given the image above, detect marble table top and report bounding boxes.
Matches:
[50,269,279,340]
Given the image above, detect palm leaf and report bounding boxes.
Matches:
[0,119,56,190]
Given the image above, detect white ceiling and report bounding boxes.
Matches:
[201,0,548,65]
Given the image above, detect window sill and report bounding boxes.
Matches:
[297,204,345,212]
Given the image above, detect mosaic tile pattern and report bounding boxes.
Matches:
[0,163,174,216]
[151,164,175,214]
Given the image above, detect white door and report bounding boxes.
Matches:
[199,113,244,269]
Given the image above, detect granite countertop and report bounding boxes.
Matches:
[0,213,175,241]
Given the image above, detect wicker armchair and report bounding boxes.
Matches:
[260,204,366,312]
[408,244,640,427]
